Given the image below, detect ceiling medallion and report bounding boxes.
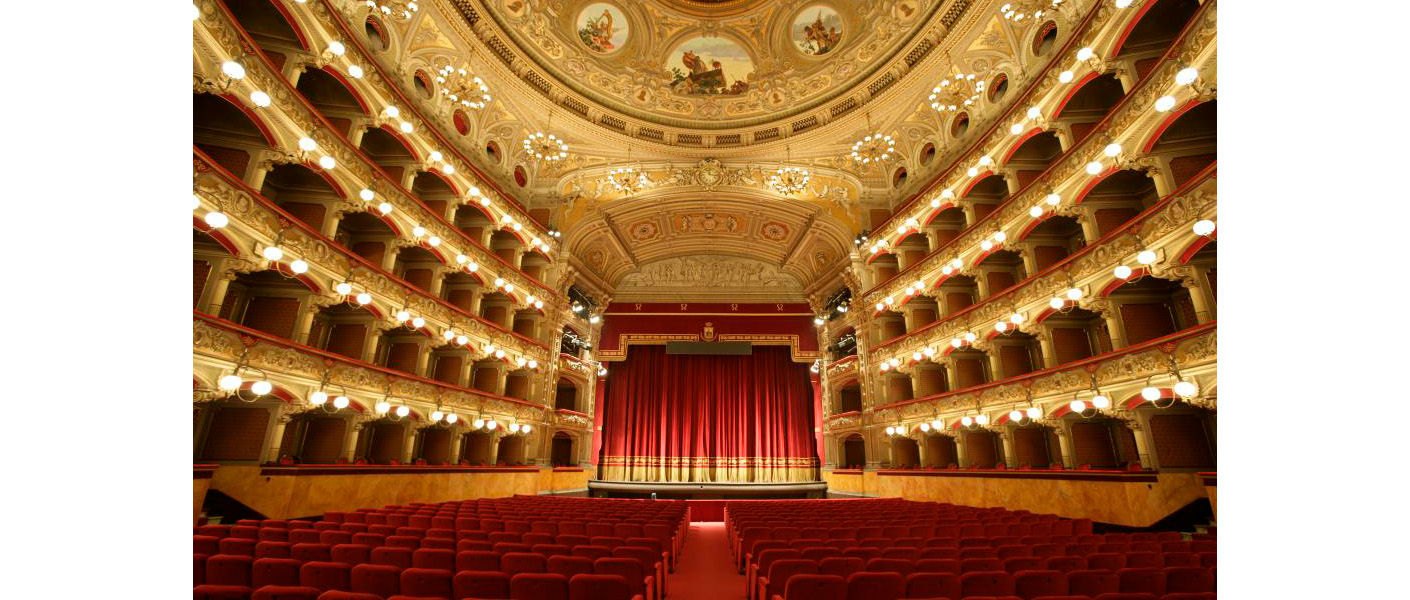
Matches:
[999,0,1063,22]
[436,64,491,110]
[768,146,810,195]
[365,0,418,22]
[848,113,894,168]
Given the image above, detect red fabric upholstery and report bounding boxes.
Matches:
[256,542,293,559]
[819,557,864,580]
[252,558,302,588]
[221,538,258,557]
[961,570,1016,597]
[845,571,904,600]
[594,557,652,600]
[458,550,502,572]
[398,567,453,598]
[350,563,400,598]
[510,572,569,600]
[312,592,381,600]
[758,559,818,600]
[299,562,350,592]
[251,586,322,600]
[570,573,637,600]
[412,548,454,570]
[549,555,596,579]
[503,551,549,576]
[1067,569,1119,596]
[1013,569,1068,599]
[1117,568,1166,595]
[193,584,253,599]
[196,535,222,556]
[1043,556,1087,572]
[453,570,511,599]
[372,547,413,570]
[1162,567,1213,593]
[291,544,332,563]
[777,573,845,600]
[207,554,254,587]
[904,572,960,600]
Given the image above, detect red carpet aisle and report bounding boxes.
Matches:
[669,522,746,600]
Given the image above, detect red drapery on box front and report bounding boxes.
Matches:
[599,345,820,483]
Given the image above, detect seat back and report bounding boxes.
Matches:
[782,573,845,600]
[570,573,634,600]
[249,585,320,600]
[251,558,301,588]
[572,545,612,561]
[960,570,1015,597]
[1117,567,1166,595]
[206,554,253,587]
[370,546,412,570]
[1043,555,1086,572]
[864,558,913,576]
[453,570,511,600]
[593,557,647,598]
[255,541,292,559]
[1014,568,1067,598]
[350,563,400,598]
[510,572,569,600]
[503,551,549,576]
[399,567,454,598]
[818,557,864,580]
[845,571,904,600]
[298,561,350,592]
[549,555,596,579]
[763,559,819,599]
[412,547,454,570]
[1067,569,1119,596]
[903,572,960,600]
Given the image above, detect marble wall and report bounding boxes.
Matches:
[823,469,1209,527]
[208,467,592,520]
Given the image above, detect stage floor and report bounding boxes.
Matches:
[587,479,827,500]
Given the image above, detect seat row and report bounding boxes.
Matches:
[762,567,1215,600]
[193,571,642,600]
[195,556,652,599]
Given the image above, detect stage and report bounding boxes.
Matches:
[587,479,828,501]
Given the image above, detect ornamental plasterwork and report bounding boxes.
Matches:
[558,159,861,212]
[616,255,801,290]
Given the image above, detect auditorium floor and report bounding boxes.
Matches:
[670,522,745,600]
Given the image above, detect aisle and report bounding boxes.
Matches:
[668,522,746,600]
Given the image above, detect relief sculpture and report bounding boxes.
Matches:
[617,255,799,289]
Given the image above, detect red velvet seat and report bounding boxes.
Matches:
[750,548,800,599]
[196,535,223,556]
[420,537,455,551]
[570,573,638,600]
[291,543,332,563]
[757,559,818,600]
[844,571,903,600]
[371,546,413,570]
[1043,556,1086,573]
[913,558,960,574]
[573,545,613,561]
[1125,552,1162,569]
[1162,567,1213,594]
[1161,593,1216,600]
[961,570,1015,597]
[962,558,1005,572]
[299,562,350,592]
[208,554,254,587]
[1088,553,1126,570]
[774,573,844,600]
[961,547,1000,559]
[232,526,261,539]
[919,547,960,560]
[252,558,303,588]
[251,585,322,600]
[1013,569,1067,599]
[1161,552,1200,568]
[511,572,570,600]
[399,567,453,598]
[525,533,556,546]
[903,571,960,600]
[386,535,421,549]
[259,529,290,543]
[256,541,293,559]
[1117,568,1166,595]
[498,542,535,554]
[594,557,653,600]
[504,551,550,576]
[1004,557,1044,573]
[454,570,511,599]
[412,548,454,571]
[864,558,913,576]
[458,539,495,552]
[535,543,573,557]
[319,531,353,546]
[818,557,864,580]
[330,544,370,566]
[221,538,258,557]
[1068,569,1119,596]
[349,563,400,598]
[312,591,381,600]
[198,525,233,538]
[193,584,253,599]
[1093,594,1159,600]
[550,555,597,579]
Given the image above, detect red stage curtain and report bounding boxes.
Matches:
[599,345,819,483]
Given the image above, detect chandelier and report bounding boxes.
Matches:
[608,166,645,194]
[436,64,491,109]
[999,0,1062,22]
[929,70,985,113]
[769,145,811,195]
[523,111,568,163]
[366,0,418,21]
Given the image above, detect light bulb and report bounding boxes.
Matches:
[1030,205,1044,217]
[333,395,349,409]
[378,202,393,215]
[290,259,309,274]
[1114,265,1133,279]
[1027,106,1041,120]
[1045,193,1061,206]
[1050,297,1065,309]
[395,405,409,417]
[442,329,454,341]
[1142,386,1162,401]
[485,420,497,430]
[1137,250,1157,265]
[411,317,425,328]
[250,90,271,107]
[1069,400,1087,413]
[495,350,505,359]
[400,121,413,133]
[384,105,400,118]
[516,357,527,367]
[885,426,896,435]
[931,198,941,208]
[262,246,283,261]
[993,231,1007,243]
[923,347,936,358]
[1010,312,1025,324]
[456,335,468,345]
[412,226,426,238]
[1193,219,1216,236]
[494,278,505,287]
[534,300,544,309]
[1067,287,1083,300]
[441,164,455,175]
[327,40,345,56]
[964,332,977,343]
[528,360,538,368]
[473,418,485,429]
[978,156,993,167]
[967,167,979,177]
[335,282,352,295]
[318,155,336,169]
[221,61,245,80]
[376,401,391,414]
[1010,410,1024,422]
[1027,407,1042,420]
[981,240,993,251]
[396,310,411,322]
[521,425,531,434]
[218,374,242,391]
[995,322,1008,332]
[251,380,273,395]
[429,151,443,162]
[504,284,514,293]
[1155,95,1177,112]
[1010,123,1024,135]
[310,391,328,405]
[466,262,479,272]
[1104,143,1122,157]
[1085,161,1103,175]
[814,317,825,326]
[359,188,374,201]
[951,338,963,348]
[526,295,536,305]
[1076,47,1094,61]
[1091,394,1110,409]
[912,352,923,361]
[431,410,444,422]
[428,236,441,247]
[920,423,930,432]
[1116,0,1133,7]
[1058,70,1074,83]
[356,292,372,305]
[885,296,895,306]
[348,65,363,78]
[931,419,943,430]
[961,416,973,427]
[204,211,229,228]
[446,414,458,424]
[1175,67,1199,86]
[1174,380,1199,398]
[879,362,890,371]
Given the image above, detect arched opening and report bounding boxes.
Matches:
[218,270,312,340]
[1041,307,1113,365]
[870,252,900,283]
[895,232,929,271]
[504,369,532,401]
[513,165,529,188]
[975,249,1026,298]
[1115,0,1202,79]
[906,296,939,329]
[364,16,387,52]
[333,211,398,267]
[453,110,471,136]
[222,0,305,69]
[990,330,1041,378]
[1010,423,1058,469]
[842,434,867,469]
[1109,276,1199,345]
[1150,100,1217,187]
[471,360,503,395]
[924,435,958,468]
[429,347,470,386]
[892,167,908,188]
[413,70,434,99]
[555,378,579,411]
[963,174,1010,221]
[987,73,1008,103]
[359,419,409,465]
[453,203,496,246]
[459,430,494,465]
[551,432,576,467]
[1080,169,1158,237]
[913,362,948,397]
[835,381,862,414]
[1005,131,1063,188]
[512,308,541,340]
[259,163,342,231]
[359,126,419,182]
[937,274,979,317]
[280,415,350,464]
[413,425,456,465]
[194,230,232,310]
[375,325,428,375]
[480,291,513,329]
[490,230,526,269]
[950,112,970,138]
[496,435,527,465]
[193,93,270,178]
[919,143,936,165]
[882,371,913,403]
[1032,21,1057,56]
[392,246,443,294]
[891,436,921,468]
[1054,73,1125,143]
[485,140,502,163]
[1139,402,1215,470]
[1065,416,1140,470]
[924,205,966,247]
[411,170,459,219]
[308,303,377,360]
[1023,215,1087,270]
[195,400,276,462]
[521,252,550,283]
[875,309,906,342]
[441,271,484,313]
[961,429,1001,468]
[828,326,858,361]
[294,68,368,137]
[949,348,990,389]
